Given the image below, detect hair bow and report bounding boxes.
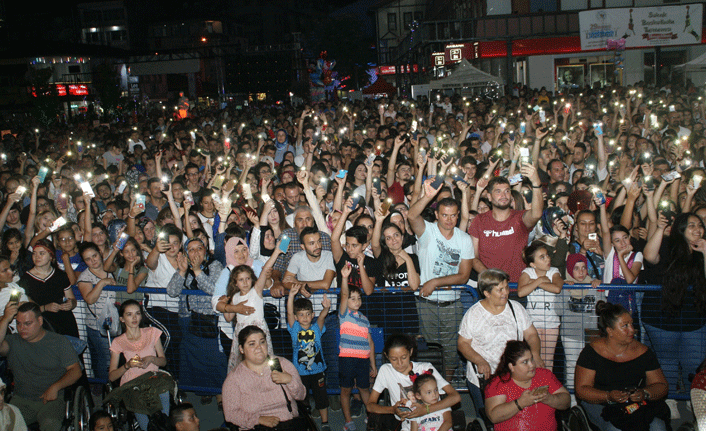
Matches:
[408,369,433,383]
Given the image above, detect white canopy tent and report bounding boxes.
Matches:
[429,59,504,96]
[674,52,706,86]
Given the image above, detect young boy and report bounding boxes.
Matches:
[287,285,332,430]
[331,200,382,296]
[338,262,377,431]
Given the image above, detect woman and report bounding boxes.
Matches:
[77,242,116,381]
[54,226,87,285]
[248,199,287,264]
[369,214,420,335]
[570,209,605,280]
[166,237,227,401]
[108,300,169,431]
[222,325,307,430]
[484,340,570,430]
[366,334,461,431]
[575,301,670,431]
[1,228,32,281]
[457,269,544,411]
[642,212,706,393]
[20,239,79,337]
[91,223,113,258]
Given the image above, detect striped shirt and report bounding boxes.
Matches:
[339,309,370,359]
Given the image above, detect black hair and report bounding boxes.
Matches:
[237,325,265,347]
[170,403,196,428]
[522,240,547,266]
[345,225,368,245]
[89,411,114,431]
[412,373,437,396]
[293,298,313,314]
[18,301,41,318]
[489,340,532,383]
[596,300,629,337]
[299,226,320,244]
[383,333,416,358]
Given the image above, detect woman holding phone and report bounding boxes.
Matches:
[484,340,570,430]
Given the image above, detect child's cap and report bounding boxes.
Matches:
[566,253,588,278]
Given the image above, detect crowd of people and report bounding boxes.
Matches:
[0,80,703,430]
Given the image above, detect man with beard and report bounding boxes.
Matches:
[282,226,336,292]
[469,164,543,282]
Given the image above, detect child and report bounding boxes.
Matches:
[517,241,564,371]
[339,261,377,431]
[287,286,331,430]
[332,199,382,296]
[559,253,604,391]
[221,242,283,373]
[410,374,452,431]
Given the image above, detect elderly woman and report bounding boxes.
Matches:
[222,325,307,430]
[575,301,670,431]
[457,269,544,411]
[166,237,226,398]
[485,340,570,430]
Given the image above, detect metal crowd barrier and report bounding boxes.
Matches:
[70,283,699,400]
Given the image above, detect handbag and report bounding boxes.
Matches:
[601,399,671,431]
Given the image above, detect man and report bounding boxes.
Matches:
[661,109,690,138]
[468,164,544,282]
[145,178,167,221]
[169,403,200,431]
[271,207,332,297]
[283,226,336,294]
[408,178,473,379]
[282,182,301,216]
[386,135,413,205]
[94,182,112,213]
[183,163,204,203]
[546,159,567,185]
[0,302,81,431]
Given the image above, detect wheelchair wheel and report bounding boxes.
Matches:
[467,418,488,431]
[72,385,92,431]
[565,405,592,431]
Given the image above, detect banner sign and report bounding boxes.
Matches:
[579,5,702,50]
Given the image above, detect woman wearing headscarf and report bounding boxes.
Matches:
[166,237,227,398]
[273,129,294,164]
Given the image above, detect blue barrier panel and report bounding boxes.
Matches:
[70,283,696,400]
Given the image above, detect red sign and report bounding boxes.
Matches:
[68,84,89,96]
[378,65,419,75]
[31,84,89,97]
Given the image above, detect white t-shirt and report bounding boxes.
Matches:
[411,407,451,431]
[145,254,180,313]
[416,220,474,302]
[458,299,532,386]
[372,362,449,431]
[286,250,336,288]
[602,249,643,284]
[521,267,561,329]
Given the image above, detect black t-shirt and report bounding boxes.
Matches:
[335,251,383,293]
[381,254,420,289]
[576,344,660,392]
[20,268,80,338]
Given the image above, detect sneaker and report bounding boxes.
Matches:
[343,421,356,431]
[350,399,364,418]
[321,423,330,431]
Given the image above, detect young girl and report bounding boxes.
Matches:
[108,300,169,431]
[104,236,149,298]
[339,262,377,431]
[601,225,643,315]
[220,241,284,373]
[54,226,86,285]
[410,374,452,431]
[367,334,460,431]
[517,241,564,371]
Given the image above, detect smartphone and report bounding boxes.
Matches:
[398,406,412,413]
[533,385,550,396]
[519,122,526,134]
[268,357,283,372]
[80,181,95,198]
[38,166,50,183]
[15,186,27,195]
[643,176,655,192]
[117,181,128,194]
[659,200,676,225]
[116,232,129,250]
[489,149,503,163]
[593,188,606,205]
[373,177,382,195]
[508,131,515,141]
[336,170,348,179]
[50,217,67,232]
[594,122,603,136]
[366,153,376,167]
[56,193,68,210]
[9,289,21,304]
[241,183,253,200]
[588,233,598,241]
[380,199,392,215]
[183,190,194,205]
[508,174,522,186]
[539,110,546,123]
[419,148,427,164]
[519,147,531,165]
[279,235,291,253]
[692,175,703,189]
[135,194,146,209]
[211,193,222,206]
[349,194,361,211]
[661,171,681,182]
[430,175,445,189]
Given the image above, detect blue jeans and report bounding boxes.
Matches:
[466,380,485,413]
[135,391,170,431]
[644,323,706,392]
[581,401,668,431]
[86,326,110,381]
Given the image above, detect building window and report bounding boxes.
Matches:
[387,13,397,32]
[403,12,413,30]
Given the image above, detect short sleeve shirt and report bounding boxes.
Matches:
[458,300,532,384]
[469,210,530,282]
[287,321,326,376]
[286,250,336,287]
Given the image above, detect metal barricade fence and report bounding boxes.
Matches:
[70,283,699,399]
